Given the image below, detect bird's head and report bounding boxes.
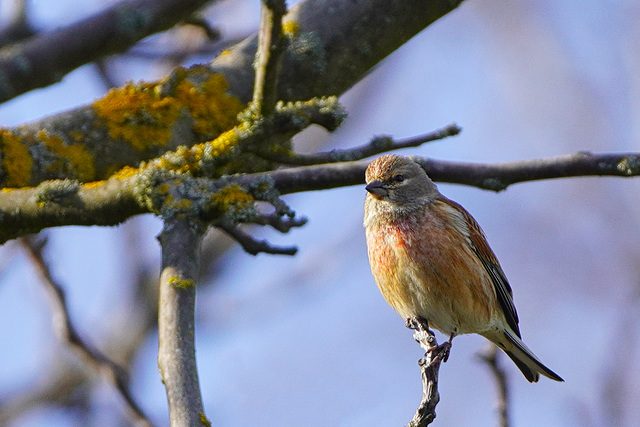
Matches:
[365,154,439,207]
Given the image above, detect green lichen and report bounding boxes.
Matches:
[482,177,507,192]
[124,94,344,226]
[287,30,326,74]
[617,156,640,176]
[34,179,80,205]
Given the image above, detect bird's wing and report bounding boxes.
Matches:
[439,197,521,337]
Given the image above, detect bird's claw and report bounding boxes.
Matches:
[427,341,452,364]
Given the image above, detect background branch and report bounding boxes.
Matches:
[0,0,214,103]
[19,236,152,427]
[478,345,511,427]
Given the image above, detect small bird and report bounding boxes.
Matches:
[363,154,563,382]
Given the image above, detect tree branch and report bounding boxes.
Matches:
[478,345,510,427]
[157,218,207,426]
[405,317,446,427]
[254,123,461,165]
[251,0,287,116]
[19,235,152,427]
[217,222,298,255]
[0,0,34,46]
[1,0,465,189]
[0,149,638,244]
[0,0,215,103]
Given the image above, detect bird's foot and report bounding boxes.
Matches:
[406,316,430,332]
[427,340,452,364]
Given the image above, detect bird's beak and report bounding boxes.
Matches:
[365,180,388,199]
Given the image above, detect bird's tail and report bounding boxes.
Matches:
[486,329,564,383]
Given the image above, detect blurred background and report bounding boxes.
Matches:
[0,0,639,426]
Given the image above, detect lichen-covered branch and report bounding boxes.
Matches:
[0,0,464,188]
[0,134,639,243]
[0,0,214,103]
[157,218,207,426]
[252,0,288,116]
[20,236,152,427]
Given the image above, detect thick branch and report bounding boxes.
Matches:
[0,151,638,243]
[2,0,464,188]
[157,218,207,426]
[0,0,214,103]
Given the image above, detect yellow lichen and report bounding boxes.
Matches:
[200,127,239,158]
[69,130,85,142]
[36,130,95,181]
[282,20,299,36]
[211,185,254,213]
[112,165,140,180]
[92,72,243,157]
[174,73,244,139]
[93,82,182,151]
[84,180,106,189]
[0,130,32,187]
[200,413,211,427]
[167,276,196,289]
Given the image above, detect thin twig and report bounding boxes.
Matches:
[256,123,461,165]
[218,222,298,255]
[157,218,207,426]
[19,236,152,427]
[252,0,288,116]
[478,344,510,427]
[405,317,447,427]
[250,212,308,232]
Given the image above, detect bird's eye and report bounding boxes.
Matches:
[393,174,405,182]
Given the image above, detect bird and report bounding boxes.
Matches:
[363,154,563,382]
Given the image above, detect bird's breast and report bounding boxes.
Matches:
[365,214,496,335]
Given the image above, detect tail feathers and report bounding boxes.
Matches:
[494,329,564,383]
